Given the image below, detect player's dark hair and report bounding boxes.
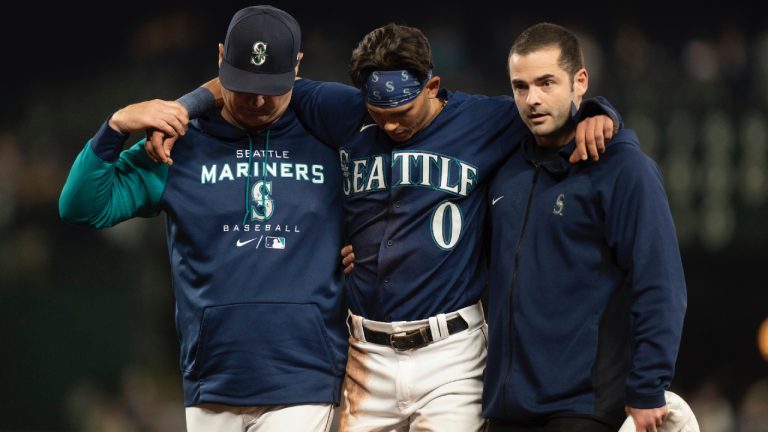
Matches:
[348,23,434,89]
[509,22,584,81]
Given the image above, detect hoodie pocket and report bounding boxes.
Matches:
[189,302,337,397]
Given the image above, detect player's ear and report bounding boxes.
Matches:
[218,43,225,67]
[295,52,304,78]
[573,68,588,98]
[425,75,441,98]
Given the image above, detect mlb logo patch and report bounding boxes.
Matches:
[265,236,285,249]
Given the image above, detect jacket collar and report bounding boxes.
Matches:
[522,133,575,178]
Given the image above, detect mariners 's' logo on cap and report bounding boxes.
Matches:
[251,41,267,66]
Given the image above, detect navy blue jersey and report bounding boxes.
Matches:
[292,79,522,321]
[291,80,619,322]
[482,130,686,425]
[60,109,348,407]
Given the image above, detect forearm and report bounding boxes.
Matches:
[623,192,685,407]
[59,122,166,227]
[579,96,622,132]
[177,79,219,119]
[626,277,686,408]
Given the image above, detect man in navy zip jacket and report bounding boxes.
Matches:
[59,6,346,432]
[483,23,687,432]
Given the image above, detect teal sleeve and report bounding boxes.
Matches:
[59,121,170,228]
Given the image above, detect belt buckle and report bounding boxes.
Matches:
[389,326,430,351]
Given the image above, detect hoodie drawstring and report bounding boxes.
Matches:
[262,129,270,219]
[243,134,254,225]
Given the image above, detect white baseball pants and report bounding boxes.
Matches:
[185,403,335,432]
[339,302,488,432]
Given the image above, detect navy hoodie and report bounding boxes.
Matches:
[59,108,348,407]
[482,129,687,426]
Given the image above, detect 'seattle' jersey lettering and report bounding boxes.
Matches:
[341,149,478,197]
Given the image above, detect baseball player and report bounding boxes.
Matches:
[59,6,346,432]
[162,23,619,432]
[483,23,687,431]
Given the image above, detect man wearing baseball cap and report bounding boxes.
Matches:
[60,5,346,432]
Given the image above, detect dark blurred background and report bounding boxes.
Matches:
[1,1,766,430]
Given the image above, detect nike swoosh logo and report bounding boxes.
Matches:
[236,238,258,247]
[359,123,377,132]
[492,196,504,206]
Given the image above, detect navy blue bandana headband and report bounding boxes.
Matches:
[365,69,433,108]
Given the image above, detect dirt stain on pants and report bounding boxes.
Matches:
[338,341,369,431]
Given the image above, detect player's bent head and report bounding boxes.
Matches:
[364,73,441,143]
[349,23,434,90]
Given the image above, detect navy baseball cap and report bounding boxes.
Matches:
[219,5,301,95]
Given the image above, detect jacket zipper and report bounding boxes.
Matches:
[502,162,542,413]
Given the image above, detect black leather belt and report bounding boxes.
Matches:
[352,315,469,351]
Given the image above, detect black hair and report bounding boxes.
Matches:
[349,23,434,89]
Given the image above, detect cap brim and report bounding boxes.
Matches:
[219,60,295,96]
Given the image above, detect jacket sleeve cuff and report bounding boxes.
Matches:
[176,86,215,119]
[626,390,667,409]
[576,96,623,132]
[90,118,129,162]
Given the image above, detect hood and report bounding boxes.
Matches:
[522,102,634,177]
[192,107,297,142]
